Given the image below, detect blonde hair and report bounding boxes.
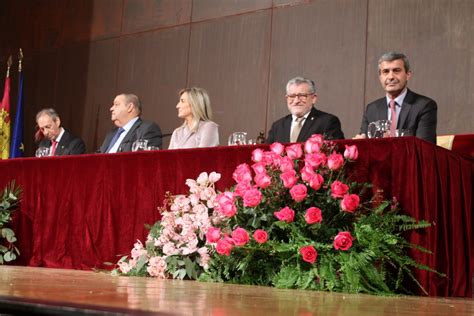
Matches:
[179,87,212,132]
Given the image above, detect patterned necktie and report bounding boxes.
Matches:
[290,117,304,143]
[106,127,125,153]
[50,140,58,156]
[389,100,397,137]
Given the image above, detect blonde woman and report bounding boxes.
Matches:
[168,87,219,149]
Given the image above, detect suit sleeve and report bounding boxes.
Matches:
[415,100,437,143]
[325,116,345,140]
[359,107,370,135]
[142,122,163,149]
[70,138,86,155]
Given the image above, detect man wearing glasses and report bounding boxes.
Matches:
[266,76,344,143]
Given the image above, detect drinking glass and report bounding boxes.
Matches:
[132,139,148,151]
[395,129,413,137]
[35,147,50,157]
[367,120,391,139]
[146,146,160,151]
[228,132,247,145]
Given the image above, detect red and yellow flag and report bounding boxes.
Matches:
[0,56,12,160]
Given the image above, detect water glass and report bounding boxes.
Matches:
[395,129,413,137]
[132,139,148,152]
[146,146,160,151]
[35,146,50,157]
[228,132,247,145]
[367,120,391,139]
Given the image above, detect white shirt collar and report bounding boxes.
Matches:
[54,127,65,142]
[386,88,408,107]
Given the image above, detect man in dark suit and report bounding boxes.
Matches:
[99,93,162,153]
[36,108,86,156]
[355,52,437,143]
[266,76,344,143]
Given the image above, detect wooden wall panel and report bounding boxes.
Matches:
[192,0,272,22]
[22,51,60,156]
[366,0,474,136]
[273,0,311,8]
[269,0,368,138]
[122,0,192,35]
[116,25,190,149]
[187,10,272,144]
[82,39,120,153]
[54,43,90,145]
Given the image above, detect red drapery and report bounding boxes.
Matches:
[0,137,472,297]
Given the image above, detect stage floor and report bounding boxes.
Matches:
[0,266,472,315]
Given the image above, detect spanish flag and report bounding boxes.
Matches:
[0,57,11,160]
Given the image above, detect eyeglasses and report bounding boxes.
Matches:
[286,93,314,101]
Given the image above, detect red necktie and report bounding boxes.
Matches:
[51,140,58,156]
[389,100,397,137]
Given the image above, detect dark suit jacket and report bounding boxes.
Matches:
[38,129,86,156]
[266,107,344,143]
[360,89,437,143]
[99,118,162,153]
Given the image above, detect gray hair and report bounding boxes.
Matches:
[378,52,410,72]
[179,87,212,132]
[286,76,316,94]
[121,93,142,115]
[36,108,59,122]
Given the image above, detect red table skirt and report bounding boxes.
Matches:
[0,137,472,297]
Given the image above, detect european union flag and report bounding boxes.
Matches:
[10,62,24,158]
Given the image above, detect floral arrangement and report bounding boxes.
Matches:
[0,181,22,264]
[115,135,439,295]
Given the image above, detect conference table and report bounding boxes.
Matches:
[0,137,472,298]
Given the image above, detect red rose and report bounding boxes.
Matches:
[334,231,353,251]
[290,184,307,202]
[340,194,360,213]
[274,206,295,223]
[232,163,252,184]
[300,245,318,264]
[286,143,303,159]
[231,227,250,246]
[280,169,297,188]
[327,152,344,170]
[330,181,349,198]
[243,188,263,207]
[304,134,323,154]
[344,145,358,160]
[304,207,322,224]
[253,229,268,244]
[254,172,271,189]
[216,238,234,256]
[205,227,221,243]
[216,192,237,217]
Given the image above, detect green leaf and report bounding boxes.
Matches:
[4,251,16,262]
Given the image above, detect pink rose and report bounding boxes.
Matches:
[216,192,237,217]
[280,169,298,188]
[231,227,250,246]
[330,181,349,198]
[344,145,358,160]
[304,134,324,153]
[243,188,263,207]
[270,142,285,155]
[285,144,303,160]
[254,172,271,189]
[206,227,221,243]
[234,182,251,197]
[290,184,307,202]
[251,148,264,162]
[232,163,252,184]
[216,238,234,256]
[340,194,360,213]
[334,231,353,251]
[300,245,318,264]
[253,229,268,244]
[308,173,324,191]
[304,207,322,224]
[263,151,280,167]
[251,162,266,175]
[274,206,295,223]
[327,152,344,170]
[279,156,294,173]
[300,165,314,182]
[304,152,327,169]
